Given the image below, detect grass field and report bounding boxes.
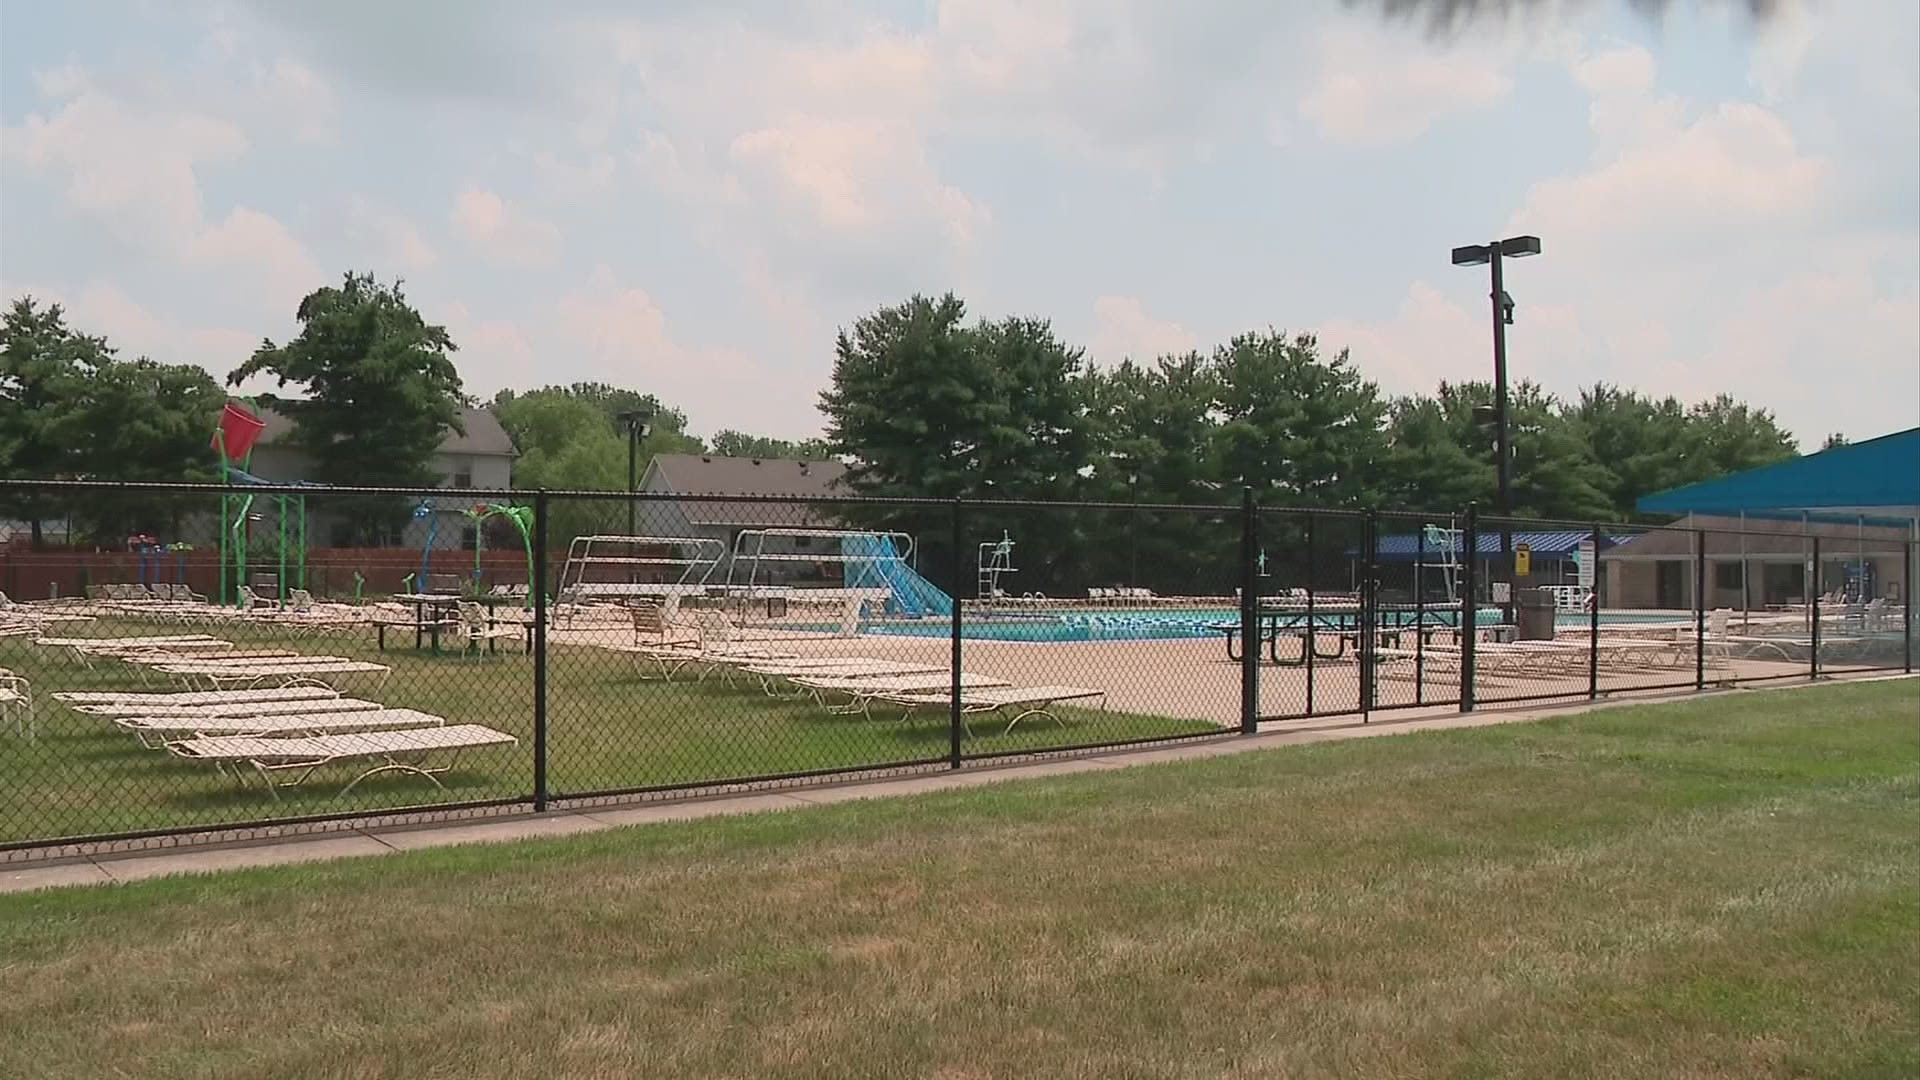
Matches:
[0,616,1213,844]
[3,680,1914,1078]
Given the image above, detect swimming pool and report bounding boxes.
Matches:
[850,607,1687,643]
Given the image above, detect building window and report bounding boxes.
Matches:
[1714,562,1744,590]
[452,462,473,489]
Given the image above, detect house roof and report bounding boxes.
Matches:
[255,405,516,457]
[1637,428,1919,516]
[642,454,848,528]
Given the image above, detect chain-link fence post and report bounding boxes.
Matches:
[1694,529,1707,690]
[1906,540,1914,675]
[949,497,964,768]
[1240,487,1258,735]
[1305,510,1317,715]
[1810,536,1822,680]
[532,488,549,811]
[1361,509,1377,717]
[1460,503,1478,713]
[1589,523,1602,700]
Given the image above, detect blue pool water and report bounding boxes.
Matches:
[848,607,1684,643]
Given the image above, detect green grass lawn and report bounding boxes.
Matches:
[0,617,1212,844]
[3,680,1915,1078]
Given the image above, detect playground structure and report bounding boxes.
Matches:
[407,501,537,603]
[209,399,318,609]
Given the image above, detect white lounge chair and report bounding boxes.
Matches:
[154,660,392,690]
[882,685,1108,735]
[118,707,445,749]
[165,723,516,798]
[53,684,342,708]
[76,696,385,719]
[607,642,798,682]
[739,659,946,695]
[789,671,1012,718]
[1,672,32,738]
[456,602,523,656]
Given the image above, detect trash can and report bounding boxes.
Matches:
[1516,587,1557,641]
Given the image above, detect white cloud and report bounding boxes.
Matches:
[1514,46,1830,252]
[1299,26,1514,145]
[254,57,337,143]
[0,278,259,383]
[1316,282,1486,398]
[1319,40,1918,443]
[1,71,247,240]
[550,266,820,437]
[437,300,537,395]
[728,118,988,253]
[450,187,562,267]
[187,207,324,307]
[1087,296,1197,366]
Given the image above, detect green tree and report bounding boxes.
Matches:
[1385,380,1612,522]
[490,384,703,545]
[0,298,95,545]
[230,274,465,489]
[1567,383,1698,518]
[1687,394,1797,477]
[2,298,223,546]
[229,273,467,543]
[1821,433,1850,450]
[707,430,833,460]
[1382,387,1496,512]
[1506,383,1614,522]
[72,358,224,541]
[1082,354,1236,593]
[1208,331,1389,508]
[820,294,990,501]
[820,295,1101,591]
[491,384,702,490]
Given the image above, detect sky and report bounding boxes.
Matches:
[2,0,1916,446]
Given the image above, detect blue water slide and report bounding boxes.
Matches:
[841,534,953,618]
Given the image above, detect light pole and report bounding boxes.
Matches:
[1451,235,1541,626]
[617,407,654,583]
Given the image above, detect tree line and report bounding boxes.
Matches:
[5,275,1796,553]
[821,293,1796,519]
[814,293,1797,594]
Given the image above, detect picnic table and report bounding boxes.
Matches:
[376,594,530,654]
[1212,602,1483,666]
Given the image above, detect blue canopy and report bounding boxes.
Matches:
[1638,428,1919,515]
[1353,530,1627,562]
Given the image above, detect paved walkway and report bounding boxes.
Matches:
[5,672,1911,894]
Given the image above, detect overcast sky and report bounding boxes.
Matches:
[3,1,1915,445]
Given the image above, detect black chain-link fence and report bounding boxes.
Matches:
[2,479,1912,853]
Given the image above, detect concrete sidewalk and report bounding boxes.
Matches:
[5,673,1911,894]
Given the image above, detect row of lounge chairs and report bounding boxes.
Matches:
[50,681,514,798]
[32,634,395,689]
[611,638,1107,734]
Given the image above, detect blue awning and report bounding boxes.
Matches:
[1351,530,1628,562]
[1638,428,1919,514]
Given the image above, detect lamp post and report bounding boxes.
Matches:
[617,407,655,536]
[617,407,655,585]
[1451,235,1541,626]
